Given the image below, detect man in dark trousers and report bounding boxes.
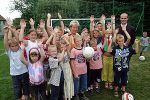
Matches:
[116,13,136,47]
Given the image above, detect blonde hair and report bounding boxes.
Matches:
[90,39,97,46]
[74,35,82,42]
[116,34,124,42]
[48,45,57,51]
[8,37,19,46]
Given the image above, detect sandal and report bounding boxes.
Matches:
[114,91,119,97]
[109,83,113,89]
[105,83,108,89]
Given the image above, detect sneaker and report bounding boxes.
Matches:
[95,88,101,93]
[72,95,79,100]
[79,94,89,100]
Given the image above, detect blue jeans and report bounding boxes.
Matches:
[12,72,29,99]
[74,73,87,95]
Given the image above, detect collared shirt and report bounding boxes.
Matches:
[48,57,62,86]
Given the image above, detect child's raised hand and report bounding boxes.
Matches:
[20,19,26,29]
[111,15,115,20]
[6,17,12,26]
[90,15,94,22]
[58,13,62,19]
[29,18,34,26]
[135,39,139,44]
[47,13,51,18]
[100,14,106,21]
[39,19,45,29]
[115,28,119,34]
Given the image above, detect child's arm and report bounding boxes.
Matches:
[39,47,46,62]
[46,13,53,36]
[111,15,115,35]
[58,13,64,35]
[58,49,65,62]
[20,50,28,65]
[113,28,119,45]
[10,26,19,41]
[100,14,106,36]
[89,15,95,39]
[7,28,13,40]
[134,39,139,53]
[46,33,54,45]
[19,19,27,45]
[70,59,78,78]
[3,27,9,50]
[47,13,51,28]
[29,18,35,30]
[122,25,131,45]
[52,31,57,45]
[39,19,48,43]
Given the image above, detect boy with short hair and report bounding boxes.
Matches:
[108,34,139,97]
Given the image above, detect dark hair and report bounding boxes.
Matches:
[29,48,41,63]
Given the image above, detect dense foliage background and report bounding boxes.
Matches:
[12,0,145,35]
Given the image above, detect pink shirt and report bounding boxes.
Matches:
[28,61,44,85]
[70,48,87,77]
[89,49,103,69]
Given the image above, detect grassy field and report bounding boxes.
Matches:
[0,39,150,100]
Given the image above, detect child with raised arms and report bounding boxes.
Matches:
[4,25,29,100]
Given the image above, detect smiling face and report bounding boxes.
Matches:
[48,45,58,57]
[143,32,147,38]
[30,52,39,63]
[9,43,19,52]
[28,30,37,42]
[74,36,82,48]
[116,34,125,48]
[120,13,128,25]
[93,30,99,38]
[90,39,97,51]
[70,24,78,35]
[96,23,102,31]
[8,38,19,52]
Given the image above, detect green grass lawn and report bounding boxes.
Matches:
[0,39,150,100]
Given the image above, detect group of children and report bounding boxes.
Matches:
[3,13,141,100]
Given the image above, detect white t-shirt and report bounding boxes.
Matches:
[140,37,149,46]
[25,40,39,61]
[7,48,28,76]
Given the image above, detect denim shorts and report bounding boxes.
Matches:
[74,73,87,95]
[12,72,29,99]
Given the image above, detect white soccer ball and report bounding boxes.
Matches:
[122,92,134,100]
[139,56,145,61]
[83,47,94,59]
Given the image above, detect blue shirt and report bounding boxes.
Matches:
[111,45,136,71]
